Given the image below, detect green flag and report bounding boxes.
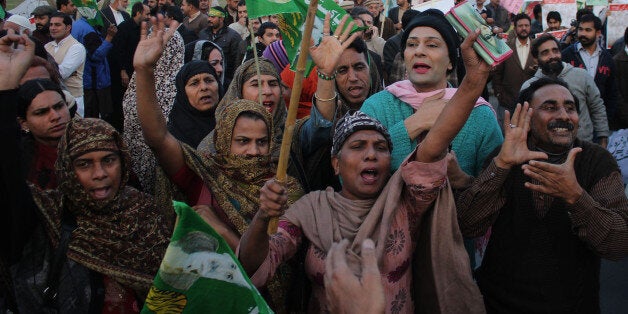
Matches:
[247,0,300,19]
[73,0,103,27]
[142,201,273,314]
[0,5,5,20]
[277,0,361,76]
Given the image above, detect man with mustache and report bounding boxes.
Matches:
[561,14,622,130]
[521,34,609,147]
[30,5,55,44]
[457,76,628,313]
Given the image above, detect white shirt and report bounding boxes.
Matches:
[516,37,530,69]
[110,5,125,25]
[577,42,601,78]
[48,36,86,79]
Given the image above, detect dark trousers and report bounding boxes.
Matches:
[84,87,113,122]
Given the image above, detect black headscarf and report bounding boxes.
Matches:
[167,60,224,148]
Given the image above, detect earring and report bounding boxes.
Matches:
[23,128,30,134]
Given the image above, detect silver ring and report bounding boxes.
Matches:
[333,35,339,40]
[509,124,517,128]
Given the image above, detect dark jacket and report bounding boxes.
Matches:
[492,38,537,110]
[100,5,131,37]
[110,19,141,77]
[613,48,628,129]
[199,25,243,83]
[177,24,198,45]
[562,44,621,129]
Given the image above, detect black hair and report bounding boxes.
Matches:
[576,8,593,21]
[578,14,601,31]
[401,9,420,30]
[255,22,278,37]
[516,77,579,114]
[350,6,372,19]
[513,12,531,25]
[533,4,541,19]
[185,0,199,9]
[165,5,184,22]
[17,79,66,119]
[132,1,146,17]
[238,0,245,6]
[55,0,70,10]
[531,33,559,59]
[546,11,561,23]
[347,36,368,54]
[50,12,73,26]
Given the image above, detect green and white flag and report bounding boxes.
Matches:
[142,201,273,314]
[0,5,6,20]
[72,0,103,27]
[247,0,300,18]
[250,0,360,76]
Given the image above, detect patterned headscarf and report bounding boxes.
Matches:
[331,111,393,156]
[179,100,301,235]
[209,58,287,159]
[31,119,172,294]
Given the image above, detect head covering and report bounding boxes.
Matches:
[31,5,56,17]
[7,15,35,32]
[401,9,460,71]
[262,40,289,73]
[208,6,226,17]
[184,40,226,85]
[205,58,287,159]
[167,60,223,148]
[157,100,302,311]
[331,111,392,156]
[363,0,380,6]
[30,119,171,293]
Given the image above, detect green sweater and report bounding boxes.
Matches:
[361,90,503,175]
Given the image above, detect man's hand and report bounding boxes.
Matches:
[325,239,385,314]
[105,25,118,42]
[310,13,359,77]
[258,179,288,221]
[522,147,584,204]
[0,30,35,90]
[494,102,548,169]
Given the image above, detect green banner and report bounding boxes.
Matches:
[247,0,300,19]
[73,0,103,27]
[278,0,361,76]
[142,201,273,314]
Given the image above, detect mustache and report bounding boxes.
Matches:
[548,121,574,130]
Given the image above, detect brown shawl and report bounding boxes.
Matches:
[29,119,172,294]
[283,164,485,313]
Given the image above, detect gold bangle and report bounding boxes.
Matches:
[314,92,337,102]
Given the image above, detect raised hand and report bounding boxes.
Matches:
[0,30,35,90]
[133,16,179,71]
[325,239,385,314]
[310,13,359,76]
[258,179,288,221]
[459,28,492,85]
[494,102,548,169]
[522,147,584,204]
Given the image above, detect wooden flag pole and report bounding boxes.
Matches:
[268,0,319,235]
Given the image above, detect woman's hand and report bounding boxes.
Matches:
[258,179,288,221]
[495,102,548,169]
[133,15,179,71]
[310,13,359,76]
[0,30,34,90]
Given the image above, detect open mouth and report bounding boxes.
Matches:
[412,63,431,74]
[262,101,274,112]
[90,186,112,199]
[361,168,379,184]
